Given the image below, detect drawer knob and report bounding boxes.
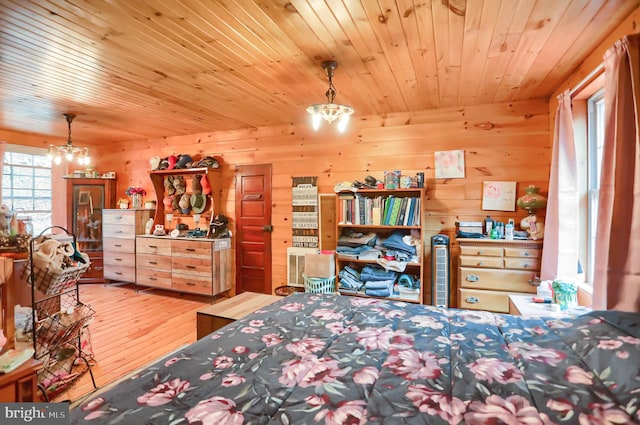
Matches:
[477,250,483,255]
[115,258,122,262]
[115,272,123,275]
[186,265,196,269]
[524,252,530,256]
[149,261,157,265]
[476,262,483,266]
[149,277,157,281]
[149,245,158,249]
[186,282,196,286]
[465,274,479,282]
[523,264,529,268]
[528,276,541,286]
[186,248,196,252]
[115,244,122,247]
[466,296,479,304]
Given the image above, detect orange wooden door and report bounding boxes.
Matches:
[235,164,272,294]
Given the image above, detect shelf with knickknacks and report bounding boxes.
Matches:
[516,185,547,240]
[148,154,222,235]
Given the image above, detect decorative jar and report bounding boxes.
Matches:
[517,185,547,214]
[131,194,143,208]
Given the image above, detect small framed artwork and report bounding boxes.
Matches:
[482,181,516,211]
[435,149,465,179]
[78,191,90,205]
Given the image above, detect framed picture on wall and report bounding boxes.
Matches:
[482,181,516,211]
[78,191,90,205]
[435,149,465,178]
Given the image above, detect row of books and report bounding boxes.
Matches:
[339,194,421,226]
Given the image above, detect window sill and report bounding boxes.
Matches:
[576,282,593,307]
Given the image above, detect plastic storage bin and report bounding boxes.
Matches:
[303,274,336,294]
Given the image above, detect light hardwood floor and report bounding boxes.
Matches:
[50,283,214,402]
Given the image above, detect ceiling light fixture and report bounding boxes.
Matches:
[306,60,354,133]
[47,113,91,165]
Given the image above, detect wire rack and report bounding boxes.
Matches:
[26,226,97,401]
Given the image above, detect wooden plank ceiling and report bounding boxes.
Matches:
[0,0,637,146]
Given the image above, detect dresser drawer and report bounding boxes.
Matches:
[504,258,540,271]
[459,288,511,313]
[172,240,212,259]
[104,237,135,253]
[172,256,212,277]
[459,255,504,269]
[460,246,503,257]
[459,267,538,293]
[136,237,172,255]
[136,253,171,271]
[103,210,136,226]
[104,265,135,282]
[172,272,213,295]
[104,251,136,268]
[136,268,172,289]
[504,248,541,258]
[103,224,135,239]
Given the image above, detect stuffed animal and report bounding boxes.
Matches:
[520,214,544,240]
[0,204,14,236]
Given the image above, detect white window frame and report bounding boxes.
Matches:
[586,89,605,286]
[2,144,53,235]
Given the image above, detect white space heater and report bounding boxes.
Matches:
[287,247,316,287]
[431,235,450,307]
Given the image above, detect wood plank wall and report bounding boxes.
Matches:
[92,98,550,306]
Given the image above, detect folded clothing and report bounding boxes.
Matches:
[364,279,395,290]
[338,232,377,247]
[382,231,417,255]
[360,265,397,282]
[397,273,418,289]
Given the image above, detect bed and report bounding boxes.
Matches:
[69,292,640,424]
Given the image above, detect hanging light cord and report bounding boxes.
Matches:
[64,113,75,148]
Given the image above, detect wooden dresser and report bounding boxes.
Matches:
[103,209,154,283]
[0,359,43,402]
[457,238,542,313]
[136,236,232,296]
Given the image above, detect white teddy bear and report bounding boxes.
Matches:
[0,204,14,236]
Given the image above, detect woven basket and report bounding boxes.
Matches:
[303,275,336,294]
[24,261,91,295]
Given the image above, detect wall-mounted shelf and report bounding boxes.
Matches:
[149,167,222,229]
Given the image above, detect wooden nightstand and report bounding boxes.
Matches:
[196,292,281,339]
[0,359,43,402]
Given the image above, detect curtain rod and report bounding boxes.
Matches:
[568,62,604,98]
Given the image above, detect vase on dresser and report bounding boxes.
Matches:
[131,194,143,209]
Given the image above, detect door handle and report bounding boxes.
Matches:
[262,225,273,232]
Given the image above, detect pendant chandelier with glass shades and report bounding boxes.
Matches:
[306,60,354,132]
[47,113,91,165]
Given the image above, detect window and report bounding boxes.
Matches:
[586,90,605,285]
[2,144,53,235]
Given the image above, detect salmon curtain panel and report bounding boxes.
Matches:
[0,141,5,203]
[540,91,579,282]
[593,34,640,312]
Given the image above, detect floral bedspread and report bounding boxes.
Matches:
[70,293,640,424]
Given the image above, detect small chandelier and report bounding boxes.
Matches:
[306,60,354,132]
[47,113,91,165]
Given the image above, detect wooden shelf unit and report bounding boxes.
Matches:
[335,188,425,304]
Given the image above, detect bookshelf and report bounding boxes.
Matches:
[335,188,425,304]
